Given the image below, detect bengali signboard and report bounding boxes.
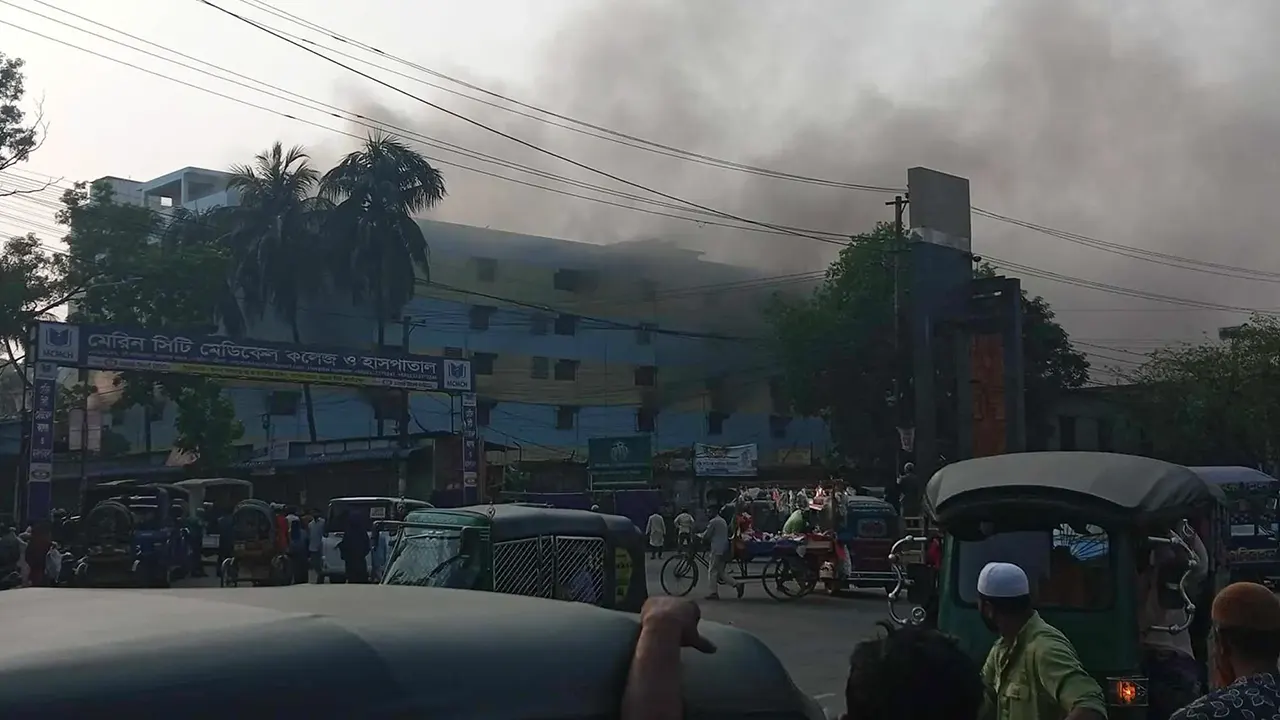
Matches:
[588,435,653,487]
[34,321,473,392]
[25,361,57,520]
[694,443,758,477]
[461,393,478,488]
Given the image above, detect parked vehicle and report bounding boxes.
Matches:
[76,484,190,588]
[319,496,432,583]
[1191,466,1280,586]
[819,495,901,594]
[220,499,291,587]
[379,503,648,612]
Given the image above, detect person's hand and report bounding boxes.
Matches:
[639,597,717,654]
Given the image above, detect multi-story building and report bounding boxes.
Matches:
[90,167,829,484]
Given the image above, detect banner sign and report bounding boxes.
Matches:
[35,321,472,392]
[461,393,478,487]
[588,435,653,486]
[26,361,58,520]
[694,443,758,477]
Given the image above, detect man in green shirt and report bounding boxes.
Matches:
[977,562,1108,720]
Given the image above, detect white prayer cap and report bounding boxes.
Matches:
[977,562,1030,598]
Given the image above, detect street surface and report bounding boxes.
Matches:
[177,555,891,716]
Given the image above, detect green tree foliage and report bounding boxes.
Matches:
[320,132,446,349]
[59,181,244,467]
[0,233,68,360]
[768,223,1089,471]
[0,53,42,179]
[226,142,332,441]
[1125,315,1280,468]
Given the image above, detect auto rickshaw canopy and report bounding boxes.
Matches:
[926,451,1226,529]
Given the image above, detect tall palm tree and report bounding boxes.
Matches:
[158,206,246,338]
[227,142,333,442]
[318,132,446,350]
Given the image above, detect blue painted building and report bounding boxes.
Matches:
[93,168,830,490]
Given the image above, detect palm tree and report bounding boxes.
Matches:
[226,142,333,442]
[158,206,246,338]
[318,132,446,350]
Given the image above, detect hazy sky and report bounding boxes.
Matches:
[4,0,1279,381]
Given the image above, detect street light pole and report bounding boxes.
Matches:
[887,194,910,479]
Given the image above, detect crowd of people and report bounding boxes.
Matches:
[622,565,1280,720]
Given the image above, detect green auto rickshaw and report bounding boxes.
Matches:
[886,452,1227,719]
[377,503,649,612]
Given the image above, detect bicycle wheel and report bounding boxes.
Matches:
[660,554,700,596]
[762,555,816,601]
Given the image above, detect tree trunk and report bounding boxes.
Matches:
[291,320,319,442]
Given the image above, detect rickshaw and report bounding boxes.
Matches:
[0,585,826,719]
[172,478,254,564]
[220,498,292,587]
[378,503,649,612]
[76,483,190,588]
[818,495,901,594]
[886,452,1226,719]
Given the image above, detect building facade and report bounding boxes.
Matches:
[94,167,830,477]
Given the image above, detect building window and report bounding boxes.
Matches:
[554,359,579,381]
[554,314,578,336]
[556,405,578,430]
[265,390,299,416]
[636,323,655,345]
[1058,415,1077,451]
[554,268,596,293]
[769,415,790,439]
[708,411,727,436]
[444,347,465,359]
[477,401,494,427]
[475,257,497,282]
[531,356,550,379]
[637,407,656,432]
[472,352,497,375]
[469,305,495,331]
[1098,418,1114,453]
[530,314,549,335]
[634,365,657,387]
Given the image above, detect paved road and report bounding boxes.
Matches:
[181,554,891,716]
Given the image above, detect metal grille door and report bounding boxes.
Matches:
[493,538,552,597]
[554,536,607,606]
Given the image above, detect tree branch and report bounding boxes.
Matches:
[2,342,29,389]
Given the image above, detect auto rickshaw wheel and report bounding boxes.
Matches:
[762,555,816,601]
[659,554,699,597]
[220,558,238,587]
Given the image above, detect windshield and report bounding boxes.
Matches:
[956,522,1113,609]
[382,527,481,589]
[130,504,163,531]
[327,501,393,534]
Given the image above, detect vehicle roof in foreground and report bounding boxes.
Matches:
[405,503,640,542]
[927,452,1226,521]
[0,586,814,720]
[1190,466,1278,487]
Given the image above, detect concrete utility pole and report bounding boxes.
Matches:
[887,194,910,477]
[398,318,412,497]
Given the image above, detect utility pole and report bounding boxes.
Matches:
[398,318,413,497]
[887,194,910,481]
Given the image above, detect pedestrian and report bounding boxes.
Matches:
[673,508,694,548]
[977,562,1106,720]
[1140,519,1210,720]
[645,510,666,560]
[701,505,743,600]
[286,508,308,585]
[308,508,325,584]
[339,510,371,584]
[1171,581,1280,720]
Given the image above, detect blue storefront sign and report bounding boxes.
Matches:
[34,321,473,392]
[461,393,478,493]
[26,361,58,521]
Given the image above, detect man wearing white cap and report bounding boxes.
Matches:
[977,562,1107,720]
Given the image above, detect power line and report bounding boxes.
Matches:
[195,0,847,246]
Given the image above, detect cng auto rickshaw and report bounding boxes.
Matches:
[886,452,1227,720]
[379,503,649,612]
[76,483,190,588]
[1191,466,1280,586]
[220,499,292,587]
[819,494,901,594]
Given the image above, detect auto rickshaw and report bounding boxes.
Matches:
[378,503,648,612]
[1191,466,1279,586]
[220,499,292,587]
[76,483,190,588]
[886,451,1226,719]
[818,494,901,594]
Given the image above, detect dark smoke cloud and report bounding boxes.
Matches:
[342,0,1280,373]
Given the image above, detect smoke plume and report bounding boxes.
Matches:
[344,0,1280,373]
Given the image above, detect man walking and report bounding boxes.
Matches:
[673,508,694,548]
[645,510,667,560]
[307,509,325,583]
[701,505,743,600]
[977,562,1106,720]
